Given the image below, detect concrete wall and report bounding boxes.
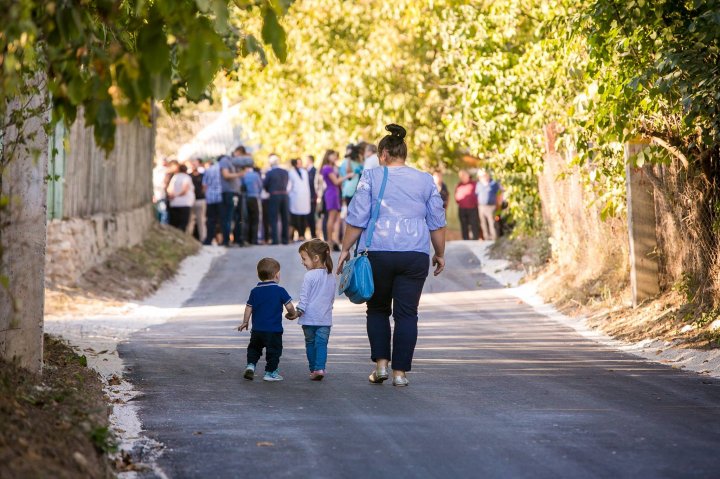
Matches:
[625,143,660,307]
[45,204,155,286]
[0,87,49,373]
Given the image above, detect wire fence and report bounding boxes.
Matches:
[538,151,629,299]
[651,161,720,308]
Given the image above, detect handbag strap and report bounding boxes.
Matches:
[354,166,388,255]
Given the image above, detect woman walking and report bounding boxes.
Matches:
[337,124,446,386]
[321,150,353,251]
[166,160,195,232]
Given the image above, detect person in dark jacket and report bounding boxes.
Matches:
[305,155,319,239]
[263,154,290,245]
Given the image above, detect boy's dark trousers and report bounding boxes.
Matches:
[247,331,283,372]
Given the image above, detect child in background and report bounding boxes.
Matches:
[296,239,336,380]
[238,258,298,382]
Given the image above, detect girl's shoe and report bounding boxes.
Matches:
[311,370,325,381]
[368,366,389,384]
[263,370,284,382]
[392,375,409,387]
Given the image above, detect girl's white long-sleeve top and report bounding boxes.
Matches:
[297,269,336,326]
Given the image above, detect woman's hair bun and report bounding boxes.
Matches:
[385,123,406,140]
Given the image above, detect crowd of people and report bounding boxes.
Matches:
[453,168,504,241]
[152,143,504,247]
[152,141,388,248]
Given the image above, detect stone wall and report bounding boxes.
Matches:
[45,204,155,286]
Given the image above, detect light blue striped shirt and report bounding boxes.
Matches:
[346,166,446,254]
[202,163,222,204]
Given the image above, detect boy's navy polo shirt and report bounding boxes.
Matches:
[247,281,292,333]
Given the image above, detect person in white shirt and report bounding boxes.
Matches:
[363,142,379,170]
[152,157,169,223]
[166,160,195,232]
[290,239,336,381]
[288,158,312,240]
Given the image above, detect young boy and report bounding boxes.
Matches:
[238,257,298,381]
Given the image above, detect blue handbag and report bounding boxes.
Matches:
[338,167,389,304]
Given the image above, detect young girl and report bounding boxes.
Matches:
[296,239,336,380]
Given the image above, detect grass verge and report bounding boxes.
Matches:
[496,234,720,350]
[0,335,113,479]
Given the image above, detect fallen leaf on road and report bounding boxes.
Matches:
[257,441,274,447]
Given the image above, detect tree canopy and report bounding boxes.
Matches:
[0,0,291,150]
[226,0,720,232]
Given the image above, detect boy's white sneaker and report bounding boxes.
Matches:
[263,370,284,382]
[244,364,256,381]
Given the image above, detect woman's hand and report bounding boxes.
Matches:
[432,255,445,276]
[336,249,350,275]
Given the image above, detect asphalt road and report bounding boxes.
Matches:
[120,242,720,478]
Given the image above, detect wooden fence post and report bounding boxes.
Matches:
[625,140,660,307]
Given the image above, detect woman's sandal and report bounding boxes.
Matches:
[392,375,409,387]
[368,366,389,384]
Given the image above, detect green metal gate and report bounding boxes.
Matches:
[46,122,65,220]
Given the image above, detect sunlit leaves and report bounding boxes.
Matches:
[0,0,291,151]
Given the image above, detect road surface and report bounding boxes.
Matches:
[120,242,720,478]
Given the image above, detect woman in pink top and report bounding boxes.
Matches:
[454,169,480,240]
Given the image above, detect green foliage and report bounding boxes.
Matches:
[226,0,561,231]
[564,0,720,205]
[673,272,697,303]
[0,0,292,151]
[90,426,117,454]
[224,0,720,235]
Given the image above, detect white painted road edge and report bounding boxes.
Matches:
[44,245,227,478]
[466,241,720,379]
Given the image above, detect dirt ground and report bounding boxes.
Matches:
[493,234,720,351]
[11,222,202,478]
[584,291,720,350]
[45,223,200,317]
[0,335,113,479]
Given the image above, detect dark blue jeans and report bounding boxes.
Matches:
[247,331,283,372]
[220,192,235,246]
[233,193,246,245]
[366,251,429,372]
[268,194,289,245]
[204,202,221,245]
